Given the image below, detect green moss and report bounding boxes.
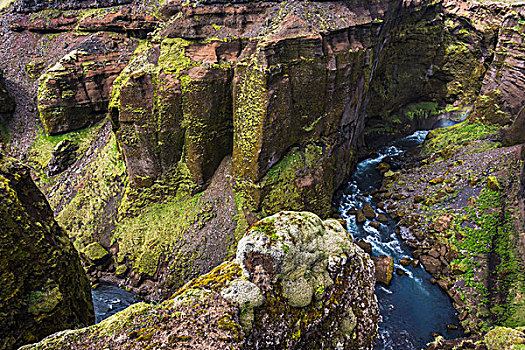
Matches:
[115,189,214,276]
[55,131,127,249]
[27,284,63,316]
[232,56,268,184]
[424,121,500,157]
[473,90,512,126]
[82,242,109,263]
[260,144,333,217]
[28,123,103,177]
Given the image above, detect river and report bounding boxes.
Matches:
[338,127,463,349]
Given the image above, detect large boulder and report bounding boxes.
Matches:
[0,154,94,350]
[22,211,379,350]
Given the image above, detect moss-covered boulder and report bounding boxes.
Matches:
[484,327,525,350]
[22,211,379,350]
[0,153,94,350]
[82,242,110,265]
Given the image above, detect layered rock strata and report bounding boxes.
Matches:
[0,0,523,300]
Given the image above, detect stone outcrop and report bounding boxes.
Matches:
[37,34,137,134]
[0,153,94,350]
[21,211,379,350]
[107,0,393,218]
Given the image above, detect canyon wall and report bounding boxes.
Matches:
[0,0,523,301]
[0,153,94,350]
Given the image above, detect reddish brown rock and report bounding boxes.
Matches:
[420,254,442,275]
[372,255,394,286]
[37,34,137,134]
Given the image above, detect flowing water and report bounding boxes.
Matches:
[338,129,464,349]
[91,285,139,323]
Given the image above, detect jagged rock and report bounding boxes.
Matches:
[46,139,78,176]
[21,211,379,350]
[377,213,388,223]
[0,153,94,350]
[372,255,394,286]
[356,239,373,255]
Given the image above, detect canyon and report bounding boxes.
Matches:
[0,0,524,349]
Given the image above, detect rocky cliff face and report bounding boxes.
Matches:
[0,0,523,301]
[0,153,94,350]
[21,211,379,350]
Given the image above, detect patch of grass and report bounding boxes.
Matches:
[424,121,500,158]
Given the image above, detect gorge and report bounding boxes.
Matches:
[0,0,524,349]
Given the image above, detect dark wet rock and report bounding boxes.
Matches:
[356,240,373,255]
[377,213,388,223]
[362,204,376,220]
[369,221,381,229]
[0,154,94,350]
[46,140,79,176]
[395,268,406,276]
[399,258,412,266]
[355,209,367,224]
[372,255,394,286]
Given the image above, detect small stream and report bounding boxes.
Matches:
[91,285,139,323]
[338,127,463,349]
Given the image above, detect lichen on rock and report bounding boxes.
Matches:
[0,153,94,350]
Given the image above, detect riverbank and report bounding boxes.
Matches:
[374,120,525,345]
